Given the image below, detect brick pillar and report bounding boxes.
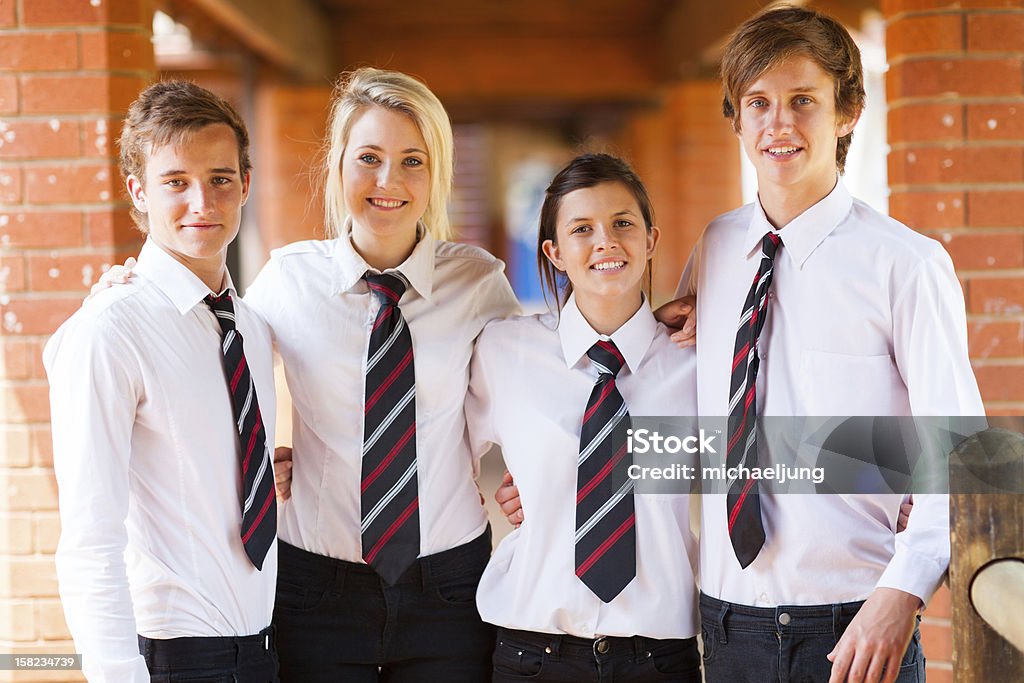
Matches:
[253,83,331,251]
[884,1,1024,681]
[0,1,153,679]
[621,79,742,302]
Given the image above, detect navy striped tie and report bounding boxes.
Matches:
[205,293,276,570]
[575,340,636,602]
[361,272,419,585]
[726,233,782,568]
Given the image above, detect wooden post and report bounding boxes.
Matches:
[950,426,1024,681]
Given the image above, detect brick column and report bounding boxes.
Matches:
[0,1,152,679]
[621,79,742,302]
[884,1,1024,681]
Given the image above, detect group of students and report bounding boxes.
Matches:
[43,6,982,683]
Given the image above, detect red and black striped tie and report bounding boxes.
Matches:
[361,272,419,585]
[205,293,276,571]
[575,340,636,602]
[726,232,782,568]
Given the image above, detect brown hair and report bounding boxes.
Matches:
[720,4,865,173]
[537,153,656,311]
[118,80,252,230]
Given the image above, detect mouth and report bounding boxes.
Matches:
[368,197,408,209]
[182,223,221,230]
[763,145,803,160]
[591,260,627,273]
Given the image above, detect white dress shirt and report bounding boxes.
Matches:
[245,227,520,561]
[467,295,700,639]
[43,239,278,683]
[679,181,984,607]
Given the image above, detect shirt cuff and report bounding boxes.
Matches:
[875,546,947,607]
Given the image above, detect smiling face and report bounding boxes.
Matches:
[542,181,659,321]
[737,55,857,217]
[126,123,249,290]
[342,105,430,247]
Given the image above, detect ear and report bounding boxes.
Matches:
[240,170,251,207]
[646,225,661,259]
[837,110,860,138]
[126,174,148,214]
[541,239,564,272]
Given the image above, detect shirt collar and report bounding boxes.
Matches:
[133,238,236,315]
[331,219,435,301]
[743,179,853,267]
[556,292,657,374]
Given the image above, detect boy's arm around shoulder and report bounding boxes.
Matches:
[43,311,151,682]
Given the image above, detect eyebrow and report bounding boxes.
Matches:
[158,168,238,177]
[743,85,822,97]
[565,209,638,224]
[355,144,428,155]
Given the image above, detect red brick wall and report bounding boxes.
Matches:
[0,1,152,679]
[621,79,743,303]
[884,1,1024,680]
[253,83,331,250]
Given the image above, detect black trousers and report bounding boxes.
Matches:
[699,593,926,683]
[492,627,701,682]
[274,527,495,682]
[138,625,278,682]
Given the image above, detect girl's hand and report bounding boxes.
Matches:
[87,257,137,300]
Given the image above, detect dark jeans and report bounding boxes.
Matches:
[699,593,926,683]
[492,627,701,683]
[138,625,279,682]
[274,527,495,682]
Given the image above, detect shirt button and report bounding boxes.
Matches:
[544,647,552,654]
[778,612,792,626]
[767,291,775,299]
[595,638,610,654]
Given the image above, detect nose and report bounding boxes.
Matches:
[375,160,397,189]
[188,183,215,216]
[594,224,620,251]
[766,103,794,135]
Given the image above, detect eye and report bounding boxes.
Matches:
[570,223,591,235]
[211,176,232,185]
[403,157,424,167]
[614,219,634,228]
[358,153,379,164]
[795,96,813,105]
[164,178,186,188]
[748,98,768,108]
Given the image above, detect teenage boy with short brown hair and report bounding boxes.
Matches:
[683,6,981,683]
[44,81,279,682]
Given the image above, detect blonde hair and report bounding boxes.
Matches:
[322,68,454,240]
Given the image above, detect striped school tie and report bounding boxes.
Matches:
[575,340,636,602]
[361,272,420,584]
[726,232,782,568]
[205,293,276,570]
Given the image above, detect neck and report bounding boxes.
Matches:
[350,223,419,271]
[155,242,227,293]
[758,173,839,229]
[573,289,644,337]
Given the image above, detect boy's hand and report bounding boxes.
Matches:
[653,295,697,347]
[495,470,523,527]
[827,588,921,683]
[274,446,293,501]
